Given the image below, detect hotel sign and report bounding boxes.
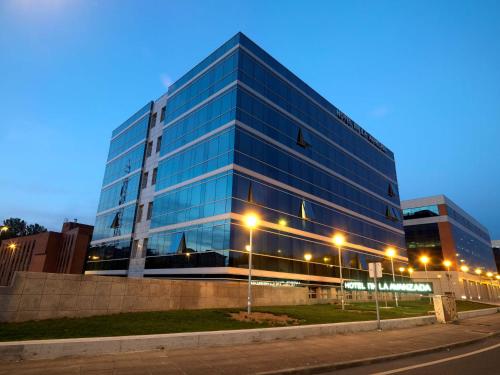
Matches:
[344,281,433,294]
[335,109,388,154]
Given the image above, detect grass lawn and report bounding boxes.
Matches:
[0,299,495,342]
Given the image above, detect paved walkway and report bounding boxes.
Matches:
[0,314,499,375]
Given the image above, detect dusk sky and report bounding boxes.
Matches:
[0,0,499,238]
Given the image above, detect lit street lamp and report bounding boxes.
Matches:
[244,213,259,315]
[408,267,414,277]
[333,233,346,310]
[0,226,8,234]
[385,247,398,307]
[460,265,469,273]
[398,266,405,282]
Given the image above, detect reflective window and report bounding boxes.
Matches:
[166,51,238,123]
[108,116,149,161]
[93,205,136,241]
[102,144,145,186]
[97,172,140,213]
[151,172,232,228]
[403,205,439,220]
[112,102,151,138]
[156,128,234,191]
[161,88,236,155]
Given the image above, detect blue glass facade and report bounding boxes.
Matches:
[143,33,406,283]
[86,102,152,272]
[86,33,406,281]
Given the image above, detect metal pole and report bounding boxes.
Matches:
[247,228,253,315]
[338,245,344,310]
[391,257,398,307]
[374,277,381,331]
[424,263,432,303]
[446,266,452,295]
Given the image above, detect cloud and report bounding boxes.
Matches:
[370,106,390,118]
[160,73,173,89]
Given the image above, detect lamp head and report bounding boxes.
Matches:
[385,247,396,258]
[244,213,259,229]
[332,234,345,246]
[419,255,430,265]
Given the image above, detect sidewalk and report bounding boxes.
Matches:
[0,314,499,375]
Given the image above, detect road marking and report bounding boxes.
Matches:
[371,342,500,374]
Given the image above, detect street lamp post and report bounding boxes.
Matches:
[333,234,346,310]
[244,213,259,315]
[386,247,398,307]
[443,260,452,295]
[304,253,312,298]
[419,256,432,303]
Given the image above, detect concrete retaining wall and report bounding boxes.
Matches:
[0,272,308,322]
[457,307,499,319]
[0,315,438,361]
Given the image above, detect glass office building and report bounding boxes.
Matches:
[402,195,495,272]
[86,32,407,286]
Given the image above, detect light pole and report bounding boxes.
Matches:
[333,233,346,310]
[443,260,452,295]
[304,253,312,297]
[244,213,259,315]
[419,255,431,303]
[386,247,398,307]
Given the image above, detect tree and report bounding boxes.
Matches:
[0,218,47,242]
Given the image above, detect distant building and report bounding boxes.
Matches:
[402,195,498,302]
[0,222,93,286]
[492,240,500,273]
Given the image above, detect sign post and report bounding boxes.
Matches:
[369,262,382,331]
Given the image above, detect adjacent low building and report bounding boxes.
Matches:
[402,195,499,301]
[85,32,407,291]
[0,221,93,286]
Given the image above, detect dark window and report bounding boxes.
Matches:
[141,172,148,189]
[160,106,166,122]
[388,183,395,197]
[156,136,162,153]
[177,233,187,254]
[149,113,157,129]
[146,141,153,157]
[110,212,120,228]
[142,238,148,257]
[152,168,158,185]
[136,205,144,223]
[296,128,310,148]
[247,181,254,203]
[147,202,153,220]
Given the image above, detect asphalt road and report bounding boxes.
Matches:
[327,336,500,375]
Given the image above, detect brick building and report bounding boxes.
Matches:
[0,222,93,286]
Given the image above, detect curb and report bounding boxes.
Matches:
[256,330,500,375]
